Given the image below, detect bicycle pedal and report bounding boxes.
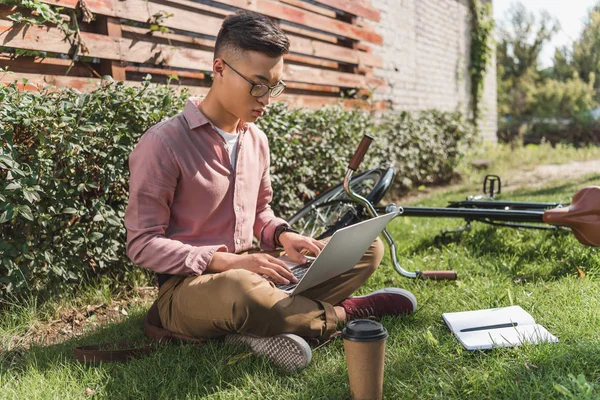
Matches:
[483,175,501,198]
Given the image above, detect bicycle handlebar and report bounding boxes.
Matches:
[419,270,458,280]
[348,135,373,171]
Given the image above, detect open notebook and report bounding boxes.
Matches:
[442,306,558,350]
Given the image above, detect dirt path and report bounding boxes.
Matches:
[502,159,600,191]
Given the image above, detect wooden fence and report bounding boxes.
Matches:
[0,0,388,110]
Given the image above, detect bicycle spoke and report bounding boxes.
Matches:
[287,168,388,238]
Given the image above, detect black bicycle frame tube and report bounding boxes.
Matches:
[400,206,545,222]
[447,200,566,210]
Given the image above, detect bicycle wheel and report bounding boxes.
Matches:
[287,166,394,239]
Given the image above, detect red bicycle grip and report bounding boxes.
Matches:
[419,270,458,280]
[348,135,373,171]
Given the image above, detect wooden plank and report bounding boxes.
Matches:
[99,16,126,80]
[356,18,374,31]
[121,23,379,69]
[278,92,386,110]
[310,0,380,22]
[356,43,372,53]
[290,34,381,68]
[0,55,94,76]
[285,82,340,93]
[124,65,205,80]
[35,0,221,37]
[0,19,214,70]
[284,63,385,90]
[163,0,341,44]
[0,70,210,96]
[36,0,339,47]
[37,0,379,44]
[23,3,382,67]
[1,70,383,110]
[40,0,115,16]
[120,25,215,48]
[121,25,341,69]
[0,19,384,90]
[278,0,337,18]
[121,19,383,68]
[284,53,338,69]
[166,0,232,18]
[279,23,337,43]
[115,0,223,38]
[192,0,383,44]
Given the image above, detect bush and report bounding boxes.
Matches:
[258,102,382,218]
[529,75,596,119]
[374,110,475,191]
[1,78,474,298]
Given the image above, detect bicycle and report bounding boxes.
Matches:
[287,135,600,280]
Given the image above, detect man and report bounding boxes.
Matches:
[125,10,417,372]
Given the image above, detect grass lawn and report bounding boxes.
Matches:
[2,154,600,399]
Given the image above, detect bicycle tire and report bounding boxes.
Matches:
[287,166,394,239]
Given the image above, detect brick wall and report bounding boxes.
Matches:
[370,0,497,141]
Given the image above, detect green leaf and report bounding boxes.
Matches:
[5,182,21,190]
[0,154,15,168]
[19,205,34,221]
[106,215,122,227]
[23,190,40,204]
[61,207,78,214]
[0,206,15,223]
[89,232,103,242]
[92,213,104,222]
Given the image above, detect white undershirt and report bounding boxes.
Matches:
[214,126,240,171]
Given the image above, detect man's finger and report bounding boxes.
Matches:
[300,240,322,257]
[259,265,290,284]
[268,262,298,283]
[314,239,326,251]
[287,247,308,265]
[264,254,294,272]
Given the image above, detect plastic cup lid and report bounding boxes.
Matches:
[341,319,388,342]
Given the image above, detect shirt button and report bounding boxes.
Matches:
[236,238,241,244]
[235,206,240,212]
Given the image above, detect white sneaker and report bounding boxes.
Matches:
[225,333,312,372]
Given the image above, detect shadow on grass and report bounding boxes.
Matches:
[407,223,595,281]
[0,308,353,399]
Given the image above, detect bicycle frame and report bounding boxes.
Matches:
[342,135,600,280]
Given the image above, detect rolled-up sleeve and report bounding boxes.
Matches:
[124,131,225,275]
[253,151,288,251]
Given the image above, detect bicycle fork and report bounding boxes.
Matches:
[345,135,458,280]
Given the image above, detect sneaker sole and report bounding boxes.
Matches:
[225,333,312,372]
[350,288,418,313]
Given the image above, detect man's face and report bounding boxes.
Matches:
[215,50,284,123]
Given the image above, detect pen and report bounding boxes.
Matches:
[460,322,518,332]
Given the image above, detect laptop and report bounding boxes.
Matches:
[275,211,397,295]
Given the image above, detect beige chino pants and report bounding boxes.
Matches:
[156,237,384,341]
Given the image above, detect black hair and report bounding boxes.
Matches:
[214,10,290,61]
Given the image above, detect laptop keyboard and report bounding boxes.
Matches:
[275,261,312,291]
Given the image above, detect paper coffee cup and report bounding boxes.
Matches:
[341,319,388,400]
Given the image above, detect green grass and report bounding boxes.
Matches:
[2,169,600,399]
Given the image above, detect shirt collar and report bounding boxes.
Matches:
[183,97,249,133]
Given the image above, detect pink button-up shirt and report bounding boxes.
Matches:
[124,97,288,276]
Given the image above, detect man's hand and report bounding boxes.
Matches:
[279,232,325,264]
[207,252,297,284]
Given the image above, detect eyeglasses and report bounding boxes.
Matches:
[222,60,286,98]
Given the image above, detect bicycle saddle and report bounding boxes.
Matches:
[543,186,600,247]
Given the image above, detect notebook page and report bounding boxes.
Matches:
[442,306,535,333]
[456,324,558,350]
